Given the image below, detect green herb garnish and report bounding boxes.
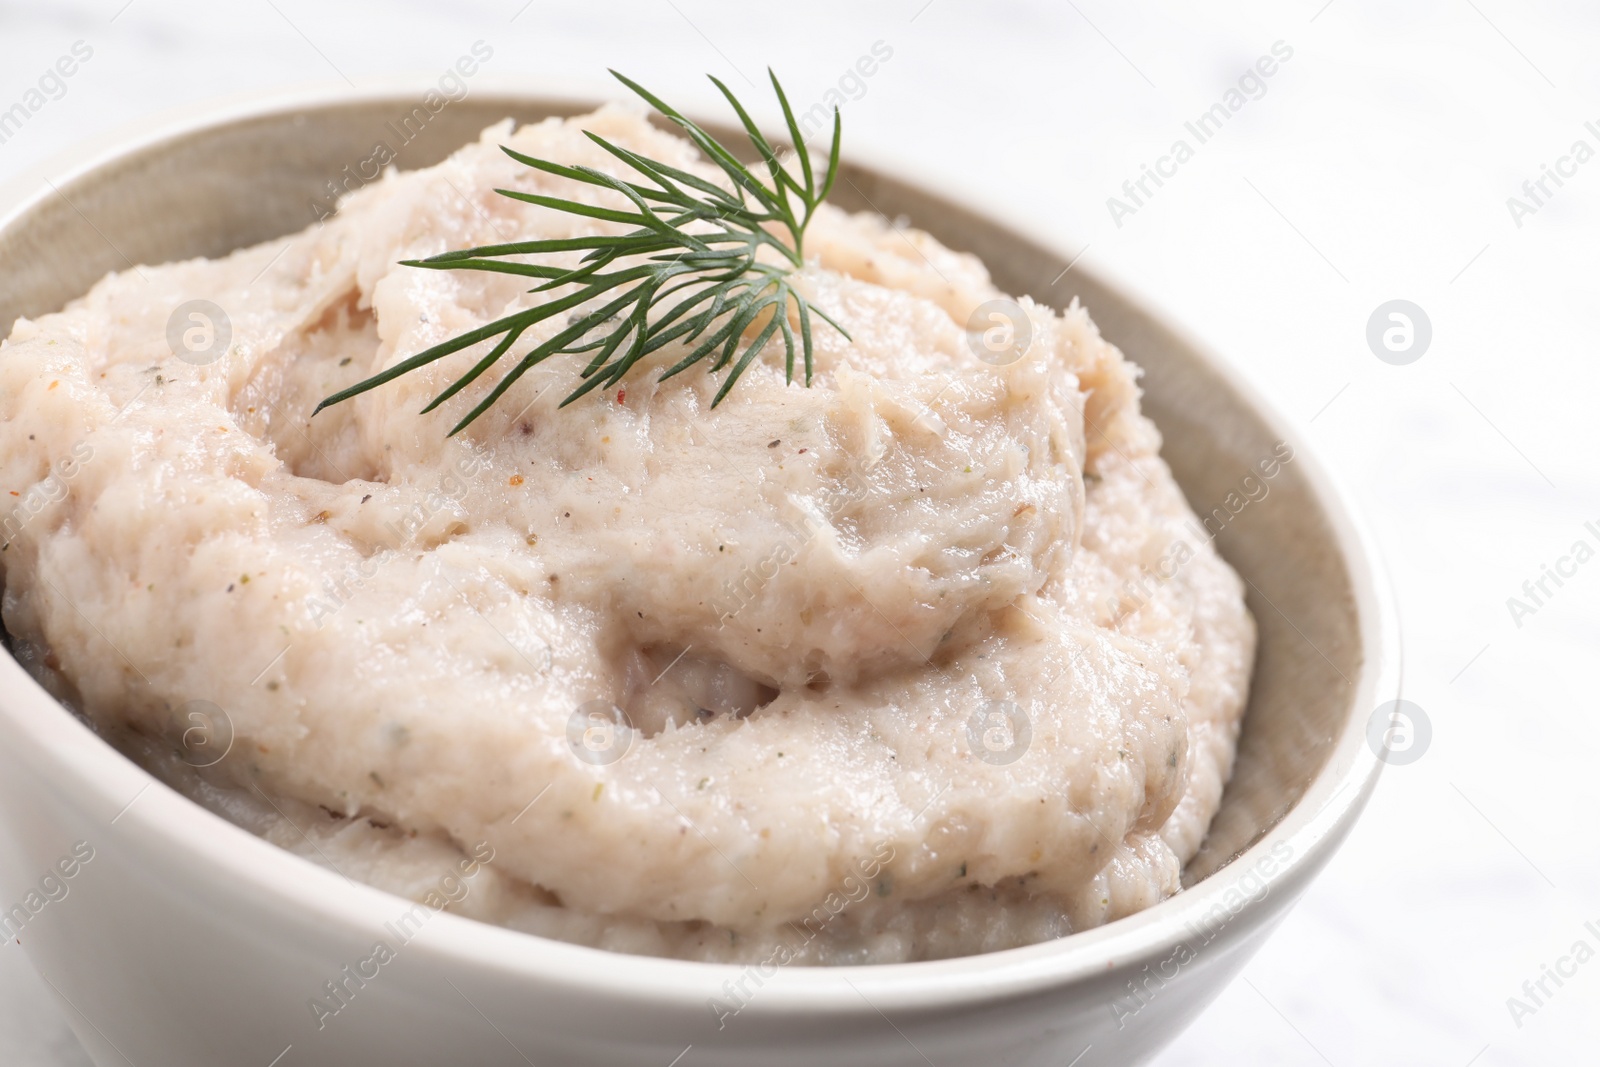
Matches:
[315,69,849,435]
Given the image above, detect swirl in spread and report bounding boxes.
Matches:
[0,107,1254,964]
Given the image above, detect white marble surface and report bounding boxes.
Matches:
[1,1,1596,1064]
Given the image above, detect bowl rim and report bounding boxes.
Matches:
[0,82,1400,1017]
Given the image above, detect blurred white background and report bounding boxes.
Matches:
[1,1,1596,1064]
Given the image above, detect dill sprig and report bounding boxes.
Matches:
[314,69,849,435]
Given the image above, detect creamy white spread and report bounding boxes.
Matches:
[0,106,1255,964]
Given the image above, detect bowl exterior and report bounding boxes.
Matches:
[0,747,1316,1067]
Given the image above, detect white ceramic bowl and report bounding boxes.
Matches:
[0,87,1398,1067]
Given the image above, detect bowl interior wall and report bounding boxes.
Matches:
[0,96,1361,882]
